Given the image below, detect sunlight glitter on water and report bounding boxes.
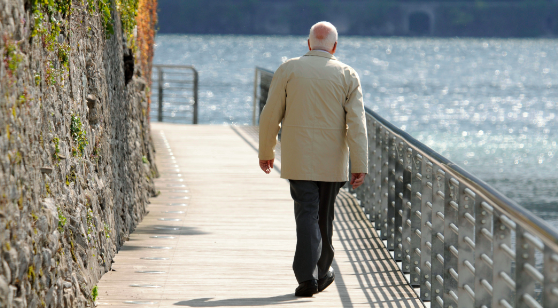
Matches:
[153,34,558,228]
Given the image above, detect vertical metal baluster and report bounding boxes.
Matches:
[354,115,373,211]
[401,147,413,274]
[252,68,258,126]
[409,151,422,287]
[419,158,433,301]
[374,125,383,230]
[387,136,397,251]
[431,166,446,308]
[157,67,164,122]
[474,197,493,308]
[458,185,476,307]
[192,68,199,124]
[543,248,558,307]
[443,176,459,308]
[380,130,389,240]
[362,117,376,217]
[492,211,514,308]
[515,226,537,308]
[394,140,405,261]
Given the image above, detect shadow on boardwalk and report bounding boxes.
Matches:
[95,124,423,308]
[333,191,422,308]
[174,294,309,306]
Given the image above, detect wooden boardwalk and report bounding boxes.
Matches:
[96,124,423,308]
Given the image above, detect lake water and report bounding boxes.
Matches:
[153,34,558,229]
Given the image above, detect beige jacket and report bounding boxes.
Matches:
[258,50,368,182]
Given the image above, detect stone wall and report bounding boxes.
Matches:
[0,0,158,306]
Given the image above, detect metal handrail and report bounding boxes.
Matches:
[152,64,199,124]
[356,108,558,307]
[254,66,558,307]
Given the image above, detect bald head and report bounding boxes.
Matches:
[308,21,338,53]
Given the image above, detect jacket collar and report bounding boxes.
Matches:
[304,50,337,60]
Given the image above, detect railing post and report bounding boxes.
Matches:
[157,67,163,122]
[515,226,537,308]
[394,139,404,262]
[409,150,422,286]
[253,68,258,126]
[443,175,459,308]
[361,115,376,217]
[387,135,396,249]
[492,211,514,308]
[474,197,493,308]
[431,166,445,308]
[193,68,199,124]
[458,184,476,307]
[543,247,558,307]
[419,157,433,301]
[401,146,413,275]
[374,125,383,230]
[379,129,389,240]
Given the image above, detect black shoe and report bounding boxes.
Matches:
[318,268,335,292]
[295,279,318,297]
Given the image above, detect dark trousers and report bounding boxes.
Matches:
[289,180,345,283]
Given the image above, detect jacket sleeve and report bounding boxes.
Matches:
[258,65,287,160]
[344,69,368,174]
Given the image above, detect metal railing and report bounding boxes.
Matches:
[151,65,198,124]
[254,67,558,308]
[252,67,274,126]
[356,108,558,308]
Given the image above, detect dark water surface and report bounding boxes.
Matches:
[153,34,558,229]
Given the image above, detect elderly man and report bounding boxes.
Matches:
[258,21,368,297]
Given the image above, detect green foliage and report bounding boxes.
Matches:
[101,0,115,37]
[28,265,36,282]
[34,72,41,85]
[117,0,139,46]
[57,207,67,232]
[4,41,23,76]
[88,0,114,37]
[66,166,76,185]
[86,209,94,237]
[31,1,71,85]
[70,115,88,157]
[57,43,70,68]
[92,285,98,301]
[142,156,148,164]
[104,223,110,239]
[45,61,58,85]
[53,136,60,160]
[17,94,27,106]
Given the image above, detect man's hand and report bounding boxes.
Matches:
[350,173,366,189]
[259,159,274,174]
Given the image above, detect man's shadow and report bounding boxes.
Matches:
[174,294,310,307]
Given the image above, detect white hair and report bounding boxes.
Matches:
[308,21,338,52]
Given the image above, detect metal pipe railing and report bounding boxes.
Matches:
[152,64,198,124]
[356,107,558,308]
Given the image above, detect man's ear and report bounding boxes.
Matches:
[331,42,337,54]
[308,39,312,51]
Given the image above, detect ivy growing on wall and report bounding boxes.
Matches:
[117,0,140,48]
[32,0,141,49]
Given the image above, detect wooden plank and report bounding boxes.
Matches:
[95,123,423,307]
